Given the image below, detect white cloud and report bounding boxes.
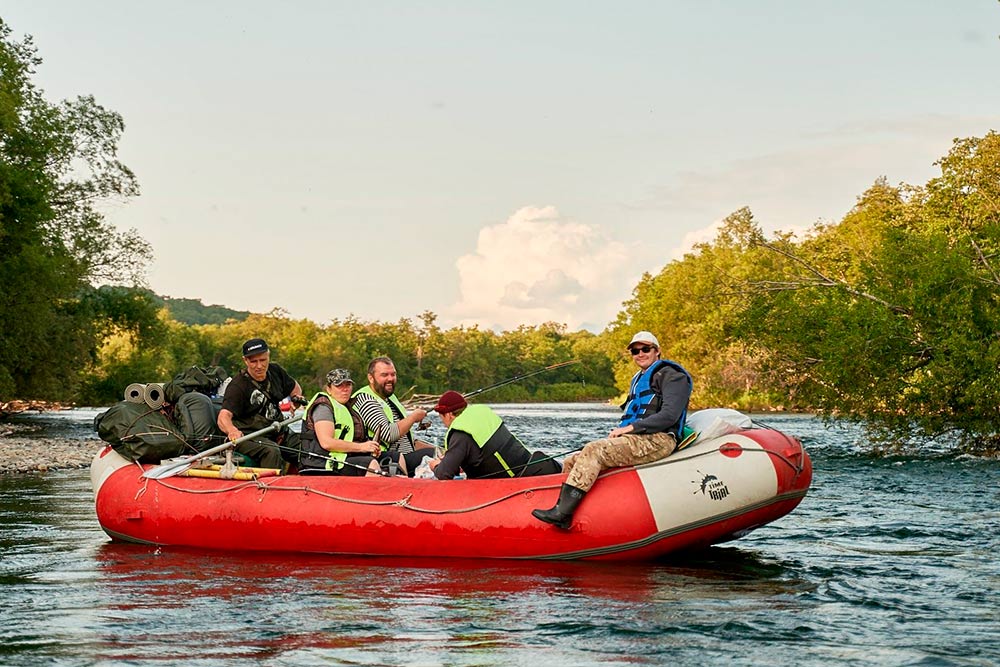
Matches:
[445,206,634,332]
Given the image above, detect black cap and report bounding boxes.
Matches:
[242,338,269,357]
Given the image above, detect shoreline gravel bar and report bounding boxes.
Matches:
[0,422,101,474]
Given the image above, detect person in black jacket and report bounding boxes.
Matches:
[532,330,692,529]
[429,391,560,480]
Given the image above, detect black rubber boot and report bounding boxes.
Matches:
[532,483,587,529]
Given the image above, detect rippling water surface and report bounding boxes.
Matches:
[2,405,998,666]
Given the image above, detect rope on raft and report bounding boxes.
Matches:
[143,436,805,513]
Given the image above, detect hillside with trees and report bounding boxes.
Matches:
[150,293,251,325]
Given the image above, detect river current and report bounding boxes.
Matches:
[1,405,997,666]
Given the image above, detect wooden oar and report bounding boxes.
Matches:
[141,415,302,480]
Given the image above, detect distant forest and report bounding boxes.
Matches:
[152,293,251,325]
[2,21,997,453]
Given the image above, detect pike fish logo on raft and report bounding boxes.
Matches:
[693,471,730,501]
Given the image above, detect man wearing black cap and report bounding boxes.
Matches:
[217,338,304,469]
[532,330,692,529]
[429,390,560,480]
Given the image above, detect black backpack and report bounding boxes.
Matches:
[163,365,229,404]
[171,392,224,451]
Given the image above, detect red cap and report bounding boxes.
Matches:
[433,390,467,414]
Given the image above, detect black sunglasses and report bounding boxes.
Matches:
[630,345,655,355]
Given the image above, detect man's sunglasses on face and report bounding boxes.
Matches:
[630,345,655,355]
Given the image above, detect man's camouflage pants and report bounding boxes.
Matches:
[563,431,677,491]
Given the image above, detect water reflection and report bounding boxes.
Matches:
[85,543,812,665]
[95,542,807,597]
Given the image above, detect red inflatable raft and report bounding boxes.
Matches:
[90,427,811,561]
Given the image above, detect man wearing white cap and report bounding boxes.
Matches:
[532,330,692,529]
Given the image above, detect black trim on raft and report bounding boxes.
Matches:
[101,527,164,546]
[522,488,809,561]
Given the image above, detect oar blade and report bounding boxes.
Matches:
[141,459,194,479]
[139,415,302,480]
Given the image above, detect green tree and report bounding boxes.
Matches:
[729,135,1000,452]
[608,207,782,410]
[154,294,251,325]
[0,20,150,400]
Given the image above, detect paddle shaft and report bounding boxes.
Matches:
[301,456,391,477]
[142,415,302,479]
[473,445,583,479]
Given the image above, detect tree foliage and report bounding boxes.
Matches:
[0,20,151,399]
[78,310,616,406]
[152,293,251,325]
[608,207,785,411]
[612,133,1000,454]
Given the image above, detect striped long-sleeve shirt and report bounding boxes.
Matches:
[350,392,416,454]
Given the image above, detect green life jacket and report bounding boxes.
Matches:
[352,385,411,451]
[299,392,354,470]
[445,404,532,479]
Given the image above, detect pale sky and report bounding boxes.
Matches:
[4,2,999,332]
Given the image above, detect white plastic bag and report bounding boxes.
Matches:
[413,455,437,480]
[685,408,753,443]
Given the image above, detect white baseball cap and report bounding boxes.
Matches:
[627,331,659,348]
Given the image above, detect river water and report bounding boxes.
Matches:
[1,405,998,666]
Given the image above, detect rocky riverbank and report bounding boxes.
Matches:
[0,422,100,474]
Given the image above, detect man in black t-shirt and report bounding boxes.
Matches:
[218,338,304,468]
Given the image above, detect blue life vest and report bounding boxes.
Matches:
[619,359,692,439]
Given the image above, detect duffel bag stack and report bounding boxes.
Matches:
[96,365,231,462]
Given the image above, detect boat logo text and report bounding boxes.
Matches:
[693,471,730,501]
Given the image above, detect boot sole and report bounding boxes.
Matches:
[531,509,572,530]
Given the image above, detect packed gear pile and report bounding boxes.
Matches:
[95,365,230,463]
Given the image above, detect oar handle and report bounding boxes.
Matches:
[141,415,303,479]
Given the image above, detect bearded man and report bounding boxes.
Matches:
[351,356,434,476]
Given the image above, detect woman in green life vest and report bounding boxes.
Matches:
[298,369,382,475]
